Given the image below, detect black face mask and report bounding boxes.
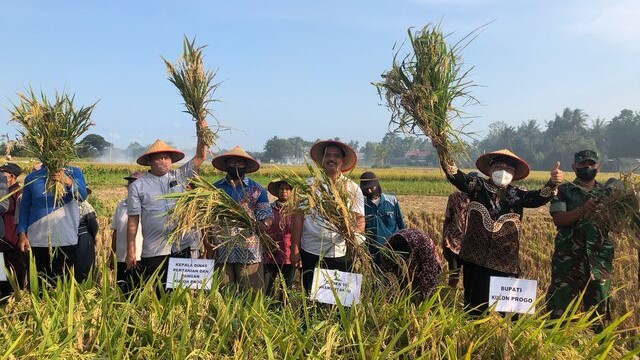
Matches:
[576,167,598,181]
[227,167,246,180]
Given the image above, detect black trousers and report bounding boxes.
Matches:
[75,234,96,283]
[31,246,76,282]
[116,261,142,295]
[264,263,296,295]
[300,248,352,294]
[140,247,191,288]
[463,261,516,316]
[0,248,27,297]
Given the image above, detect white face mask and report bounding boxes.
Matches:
[491,170,513,187]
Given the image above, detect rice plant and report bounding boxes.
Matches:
[374,23,480,166]
[278,163,374,276]
[163,36,221,148]
[8,89,95,204]
[164,175,278,258]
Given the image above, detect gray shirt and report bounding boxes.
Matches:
[126,159,195,258]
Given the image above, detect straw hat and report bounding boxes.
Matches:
[309,140,357,172]
[475,149,530,181]
[211,146,260,173]
[267,179,291,197]
[136,139,185,166]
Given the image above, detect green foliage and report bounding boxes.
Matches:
[0,261,635,358]
[76,134,112,158]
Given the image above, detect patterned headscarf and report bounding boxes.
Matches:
[379,228,442,298]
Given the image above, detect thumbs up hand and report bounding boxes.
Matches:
[550,161,564,185]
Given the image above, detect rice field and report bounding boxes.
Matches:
[1,161,638,358]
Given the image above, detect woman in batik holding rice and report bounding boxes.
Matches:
[438,149,564,315]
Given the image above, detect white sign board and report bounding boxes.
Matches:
[489,276,537,314]
[166,258,215,290]
[310,268,362,306]
[0,253,6,281]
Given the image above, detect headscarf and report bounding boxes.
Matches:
[379,228,442,299]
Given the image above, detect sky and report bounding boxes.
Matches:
[1,0,639,154]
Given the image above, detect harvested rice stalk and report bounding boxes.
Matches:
[589,175,640,247]
[374,23,480,167]
[163,36,221,148]
[8,89,95,204]
[165,175,277,255]
[279,164,373,275]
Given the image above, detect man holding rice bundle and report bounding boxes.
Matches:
[290,140,365,293]
[546,150,616,331]
[17,165,88,280]
[125,133,208,285]
[438,149,563,315]
[211,146,273,292]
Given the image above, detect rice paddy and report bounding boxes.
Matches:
[1,161,639,358]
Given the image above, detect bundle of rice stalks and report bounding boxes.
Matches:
[163,36,221,148]
[590,175,640,247]
[164,175,277,255]
[279,164,374,275]
[8,89,95,204]
[374,23,480,167]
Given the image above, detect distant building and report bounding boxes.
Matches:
[404,149,430,165]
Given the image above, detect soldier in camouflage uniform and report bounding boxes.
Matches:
[546,150,613,330]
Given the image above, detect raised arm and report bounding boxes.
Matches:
[521,161,563,208]
[192,119,209,169]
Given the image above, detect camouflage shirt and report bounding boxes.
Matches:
[549,181,614,281]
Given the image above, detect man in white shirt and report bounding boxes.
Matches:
[290,140,365,292]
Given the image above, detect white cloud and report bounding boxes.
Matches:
[567,0,640,45]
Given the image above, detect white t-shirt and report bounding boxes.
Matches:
[126,159,195,258]
[111,199,143,262]
[300,174,365,258]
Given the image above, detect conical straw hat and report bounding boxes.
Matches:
[211,146,260,173]
[136,139,185,166]
[267,179,291,197]
[475,149,530,181]
[309,140,357,172]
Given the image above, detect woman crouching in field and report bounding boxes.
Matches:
[436,148,563,316]
[379,228,442,301]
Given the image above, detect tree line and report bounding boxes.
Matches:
[2,108,639,170]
